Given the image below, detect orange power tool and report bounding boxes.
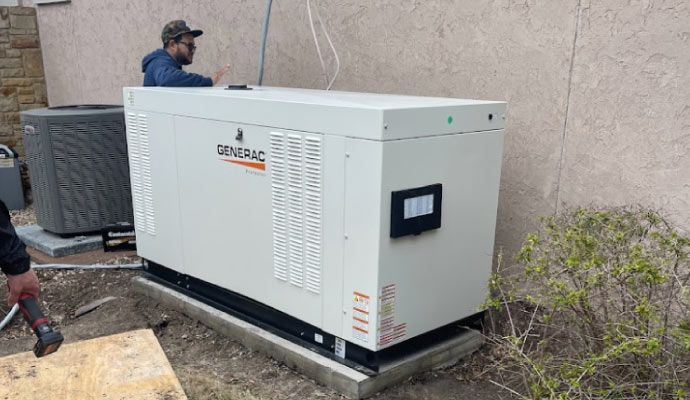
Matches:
[18,293,64,357]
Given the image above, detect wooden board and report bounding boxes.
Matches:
[0,329,187,400]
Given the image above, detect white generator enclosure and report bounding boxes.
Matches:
[123,86,505,368]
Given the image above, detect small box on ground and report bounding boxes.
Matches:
[101,223,136,252]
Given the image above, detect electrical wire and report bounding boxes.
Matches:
[312,0,340,90]
[307,0,329,87]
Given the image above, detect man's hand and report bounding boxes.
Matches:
[7,268,39,306]
[211,64,231,85]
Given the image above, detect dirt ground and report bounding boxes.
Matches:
[2,208,504,400]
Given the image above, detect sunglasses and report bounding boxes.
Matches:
[178,41,197,51]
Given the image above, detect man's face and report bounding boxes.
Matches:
[172,33,196,65]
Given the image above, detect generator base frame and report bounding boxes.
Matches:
[144,260,483,373]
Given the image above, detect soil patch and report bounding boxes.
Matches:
[4,209,504,399]
[0,269,503,399]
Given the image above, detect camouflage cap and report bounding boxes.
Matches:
[161,20,203,44]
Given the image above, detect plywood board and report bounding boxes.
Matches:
[0,329,187,400]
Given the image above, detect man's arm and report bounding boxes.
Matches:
[0,200,30,276]
[1,200,39,305]
[211,64,231,85]
[154,64,213,87]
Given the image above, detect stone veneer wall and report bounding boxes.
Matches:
[0,6,47,199]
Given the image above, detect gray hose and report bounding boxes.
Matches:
[257,0,273,86]
[0,304,19,331]
[31,263,143,270]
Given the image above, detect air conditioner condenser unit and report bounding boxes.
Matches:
[21,105,133,235]
[123,86,506,371]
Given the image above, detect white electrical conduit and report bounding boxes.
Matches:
[31,263,143,270]
[307,0,340,90]
[0,304,19,331]
[257,0,273,86]
[0,263,143,331]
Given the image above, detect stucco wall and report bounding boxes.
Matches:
[558,0,690,231]
[29,0,690,257]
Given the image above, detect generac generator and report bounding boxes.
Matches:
[123,86,506,371]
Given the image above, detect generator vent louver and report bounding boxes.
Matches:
[126,112,156,236]
[21,105,133,235]
[303,136,323,294]
[270,132,323,294]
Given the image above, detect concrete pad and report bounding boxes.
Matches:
[26,247,138,265]
[132,276,484,399]
[16,224,102,257]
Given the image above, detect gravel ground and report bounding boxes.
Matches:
[0,269,503,400]
[9,205,37,227]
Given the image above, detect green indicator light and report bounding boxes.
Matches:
[447,116,453,124]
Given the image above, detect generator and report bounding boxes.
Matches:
[123,86,506,371]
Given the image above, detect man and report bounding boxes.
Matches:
[0,199,39,306]
[142,20,230,87]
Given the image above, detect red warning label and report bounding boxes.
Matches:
[352,291,370,342]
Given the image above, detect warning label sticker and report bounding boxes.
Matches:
[353,328,368,342]
[377,284,407,347]
[0,159,14,168]
[353,318,368,331]
[353,309,369,322]
[335,337,346,359]
[353,291,370,313]
[352,291,370,342]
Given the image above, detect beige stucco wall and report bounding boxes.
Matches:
[28,0,690,257]
[559,1,690,231]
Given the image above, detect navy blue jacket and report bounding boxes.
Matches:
[0,199,30,276]
[141,49,213,87]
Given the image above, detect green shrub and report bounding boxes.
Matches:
[484,207,690,400]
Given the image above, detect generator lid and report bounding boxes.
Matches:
[20,105,124,118]
[124,86,506,141]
